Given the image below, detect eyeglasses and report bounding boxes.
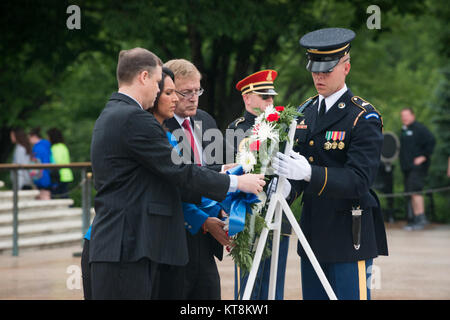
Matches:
[175,88,204,99]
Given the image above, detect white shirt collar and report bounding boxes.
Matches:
[173,113,191,128]
[118,91,144,110]
[318,84,348,114]
[173,113,203,164]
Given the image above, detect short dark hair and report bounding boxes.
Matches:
[116,48,163,86]
[29,127,42,138]
[150,67,175,114]
[47,128,64,144]
[401,107,415,115]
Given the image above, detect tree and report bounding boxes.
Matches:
[0,0,108,163]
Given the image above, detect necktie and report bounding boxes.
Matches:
[182,119,201,166]
[318,98,326,118]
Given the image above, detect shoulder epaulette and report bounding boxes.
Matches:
[351,96,383,129]
[229,117,245,129]
[297,94,318,113]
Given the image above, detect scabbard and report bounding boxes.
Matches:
[352,209,362,250]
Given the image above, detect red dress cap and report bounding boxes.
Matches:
[236,69,278,95]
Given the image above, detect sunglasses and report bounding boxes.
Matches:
[258,94,274,100]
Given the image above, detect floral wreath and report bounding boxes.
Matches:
[225,104,302,274]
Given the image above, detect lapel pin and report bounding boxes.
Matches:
[338,102,346,109]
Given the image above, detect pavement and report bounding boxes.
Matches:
[1,222,449,300]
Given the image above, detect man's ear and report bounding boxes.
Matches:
[242,94,250,105]
[136,70,148,85]
[344,62,351,76]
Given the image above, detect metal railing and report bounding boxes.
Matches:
[0,163,92,256]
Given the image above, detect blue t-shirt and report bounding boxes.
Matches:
[32,139,52,188]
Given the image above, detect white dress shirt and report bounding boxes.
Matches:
[317,84,348,114]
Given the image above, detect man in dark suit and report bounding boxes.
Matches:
[89,48,265,299]
[159,59,230,299]
[273,28,388,300]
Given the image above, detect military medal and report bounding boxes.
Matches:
[331,131,338,149]
[338,131,346,149]
[325,131,346,150]
[324,131,333,150]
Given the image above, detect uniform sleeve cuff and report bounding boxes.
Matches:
[305,165,327,196]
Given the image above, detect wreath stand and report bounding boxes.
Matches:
[242,120,338,300]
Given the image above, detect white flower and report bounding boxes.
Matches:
[237,150,257,173]
[254,113,265,126]
[263,104,276,118]
[251,191,267,217]
[255,121,279,143]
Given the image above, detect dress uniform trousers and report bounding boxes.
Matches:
[301,257,373,300]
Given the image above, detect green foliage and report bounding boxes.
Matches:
[229,211,270,275]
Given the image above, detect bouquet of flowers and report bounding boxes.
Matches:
[227,104,302,274]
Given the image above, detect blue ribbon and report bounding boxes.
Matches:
[221,165,260,236]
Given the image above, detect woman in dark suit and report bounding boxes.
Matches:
[150,67,230,299]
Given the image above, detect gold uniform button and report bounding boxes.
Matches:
[309,140,314,146]
[308,156,314,163]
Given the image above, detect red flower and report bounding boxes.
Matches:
[266,113,280,122]
[249,140,261,151]
[275,106,285,112]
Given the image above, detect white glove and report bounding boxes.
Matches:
[272,150,312,181]
[267,177,291,199]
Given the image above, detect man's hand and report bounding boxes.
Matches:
[272,151,312,181]
[203,217,230,246]
[414,156,427,166]
[237,173,265,194]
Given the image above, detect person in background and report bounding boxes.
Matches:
[10,127,33,190]
[447,156,450,178]
[28,127,52,200]
[399,107,436,230]
[46,128,74,198]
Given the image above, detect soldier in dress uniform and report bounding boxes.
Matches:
[227,70,278,157]
[272,28,388,300]
[227,70,291,300]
